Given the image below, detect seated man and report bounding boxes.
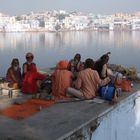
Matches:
[6,58,22,89]
[22,52,37,78]
[51,60,73,99]
[67,58,110,99]
[22,52,47,94]
[94,52,111,79]
[68,53,83,73]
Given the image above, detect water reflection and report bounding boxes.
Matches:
[0,31,140,76]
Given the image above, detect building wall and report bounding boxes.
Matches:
[91,91,140,140]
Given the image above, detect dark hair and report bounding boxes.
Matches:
[100,54,109,60]
[84,58,94,69]
[26,52,34,59]
[100,51,111,64]
[11,58,19,66]
[74,53,81,60]
[100,55,109,64]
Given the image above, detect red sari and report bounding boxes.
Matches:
[22,63,46,94]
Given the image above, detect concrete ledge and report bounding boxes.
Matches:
[0,83,139,140]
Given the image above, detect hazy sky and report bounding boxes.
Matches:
[1,0,140,16]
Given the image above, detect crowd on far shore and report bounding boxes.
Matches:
[4,51,127,102]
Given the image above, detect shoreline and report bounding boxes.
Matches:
[0,29,140,33]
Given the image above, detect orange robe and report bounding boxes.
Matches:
[75,68,110,99]
[52,69,72,99]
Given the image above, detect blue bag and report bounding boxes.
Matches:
[98,83,116,101]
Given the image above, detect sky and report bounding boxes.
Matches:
[0,0,140,16]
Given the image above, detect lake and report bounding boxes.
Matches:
[0,31,140,76]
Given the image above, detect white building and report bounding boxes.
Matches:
[4,23,24,32]
[0,13,11,30]
[63,15,89,30]
[131,19,140,30]
[45,17,59,31]
[4,20,30,32]
[29,20,40,29]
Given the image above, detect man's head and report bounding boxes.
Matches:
[74,53,81,62]
[100,54,109,64]
[84,58,94,69]
[26,52,34,63]
[11,58,19,67]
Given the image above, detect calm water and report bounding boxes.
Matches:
[0,31,140,76]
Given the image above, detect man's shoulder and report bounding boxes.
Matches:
[23,62,27,66]
[82,68,97,74]
[7,67,12,72]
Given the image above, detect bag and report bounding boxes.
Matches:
[40,76,52,93]
[115,79,132,92]
[98,83,116,101]
[121,80,132,92]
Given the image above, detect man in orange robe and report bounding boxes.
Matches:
[51,60,73,99]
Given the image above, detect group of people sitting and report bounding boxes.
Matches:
[5,52,113,100]
[52,52,111,100]
[6,52,47,95]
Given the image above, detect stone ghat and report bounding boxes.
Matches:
[0,83,139,140]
